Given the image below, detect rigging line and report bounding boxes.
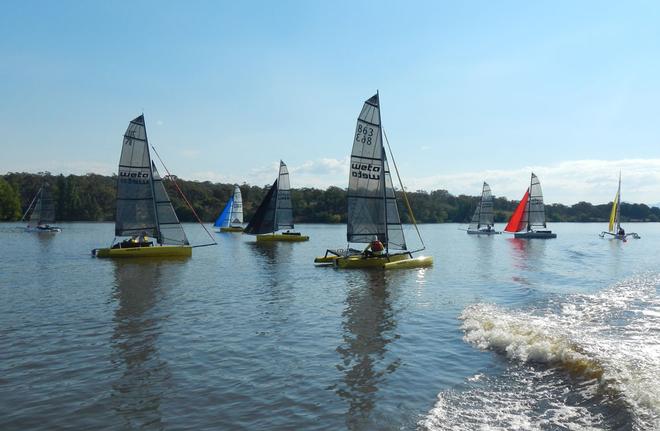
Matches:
[382,128,426,250]
[150,145,217,246]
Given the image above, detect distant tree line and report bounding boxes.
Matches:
[2,172,660,224]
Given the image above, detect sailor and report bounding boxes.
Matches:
[618,226,625,236]
[363,236,385,257]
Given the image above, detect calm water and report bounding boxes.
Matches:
[1,223,659,430]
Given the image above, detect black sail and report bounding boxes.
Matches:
[244,180,278,235]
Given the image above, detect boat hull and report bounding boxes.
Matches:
[93,245,192,258]
[219,226,244,232]
[26,226,62,233]
[256,233,309,242]
[600,232,640,240]
[335,253,433,269]
[467,230,501,235]
[514,230,557,239]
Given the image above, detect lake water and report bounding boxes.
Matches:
[1,223,658,430]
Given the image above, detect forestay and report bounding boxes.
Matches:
[347,94,406,250]
[276,162,293,230]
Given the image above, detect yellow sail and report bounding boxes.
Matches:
[608,192,618,232]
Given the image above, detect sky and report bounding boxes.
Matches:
[1,1,660,205]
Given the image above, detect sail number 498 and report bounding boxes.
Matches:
[355,123,375,145]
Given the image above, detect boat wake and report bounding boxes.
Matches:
[421,273,660,430]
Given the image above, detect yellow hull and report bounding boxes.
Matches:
[256,234,309,242]
[94,245,192,258]
[314,255,339,264]
[335,253,433,269]
[219,226,244,232]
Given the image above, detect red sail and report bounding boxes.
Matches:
[504,189,529,232]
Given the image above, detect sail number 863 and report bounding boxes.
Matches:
[355,124,375,145]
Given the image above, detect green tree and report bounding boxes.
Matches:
[0,178,22,221]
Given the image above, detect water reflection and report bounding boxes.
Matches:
[335,271,401,429]
[110,259,180,429]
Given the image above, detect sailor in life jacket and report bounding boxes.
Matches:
[363,236,385,257]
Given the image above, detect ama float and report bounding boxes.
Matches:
[315,92,432,269]
[243,161,309,242]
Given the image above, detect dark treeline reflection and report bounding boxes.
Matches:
[5,172,660,223]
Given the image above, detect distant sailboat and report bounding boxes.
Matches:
[23,183,61,232]
[93,115,212,257]
[243,161,309,242]
[215,185,244,232]
[599,173,639,240]
[467,182,500,235]
[314,92,432,269]
[504,173,556,239]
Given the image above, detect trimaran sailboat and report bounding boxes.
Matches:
[243,161,309,242]
[467,182,500,235]
[22,183,61,232]
[93,114,216,258]
[599,173,639,240]
[215,185,244,232]
[314,93,433,269]
[504,173,557,239]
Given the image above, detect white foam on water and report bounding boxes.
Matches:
[421,273,660,430]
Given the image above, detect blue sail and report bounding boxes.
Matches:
[214,196,234,227]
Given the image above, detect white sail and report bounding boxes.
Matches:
[469,182,494,231]
[346,94,406,250]
[276,161,294,230]
[526,173,546,229]
[230,185,243,226]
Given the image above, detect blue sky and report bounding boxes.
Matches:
[2,1,660,204]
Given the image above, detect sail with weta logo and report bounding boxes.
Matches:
[347,93,406,250]
[29,184,56,225]
[114,114,188,245]
[230,185,243,227]
[469,182,494,231]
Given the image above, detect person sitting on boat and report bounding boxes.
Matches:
[363,236,385,257]
[618,226,625,236]
[136,231,153,246]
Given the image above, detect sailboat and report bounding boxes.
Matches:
[314,93,433,269]
[215,185,244,232]
[23,183,61,232]
[93,115,195,257]
[467,182,500,235]
[504,173,557,239]
[243,161,309,242]
[599,173,640,240]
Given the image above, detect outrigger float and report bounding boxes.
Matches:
[243,161,309,242]
[504,173,557,239]
[314,92,432,270]
[92,115,216,258]
[599,172,640,241]
[215,185,244,232]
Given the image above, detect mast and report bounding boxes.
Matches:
[142,116,162,245]
[376,90,389,252]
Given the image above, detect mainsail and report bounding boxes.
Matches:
[114,115,189,245]
[230,185,243,227]
[214,195,234,228]
[527,173,546,229]
[608,174,621,233]
[469,182,494,231]
[29,184,56,225]
[347,93,406,250]
[276,161,294,230]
